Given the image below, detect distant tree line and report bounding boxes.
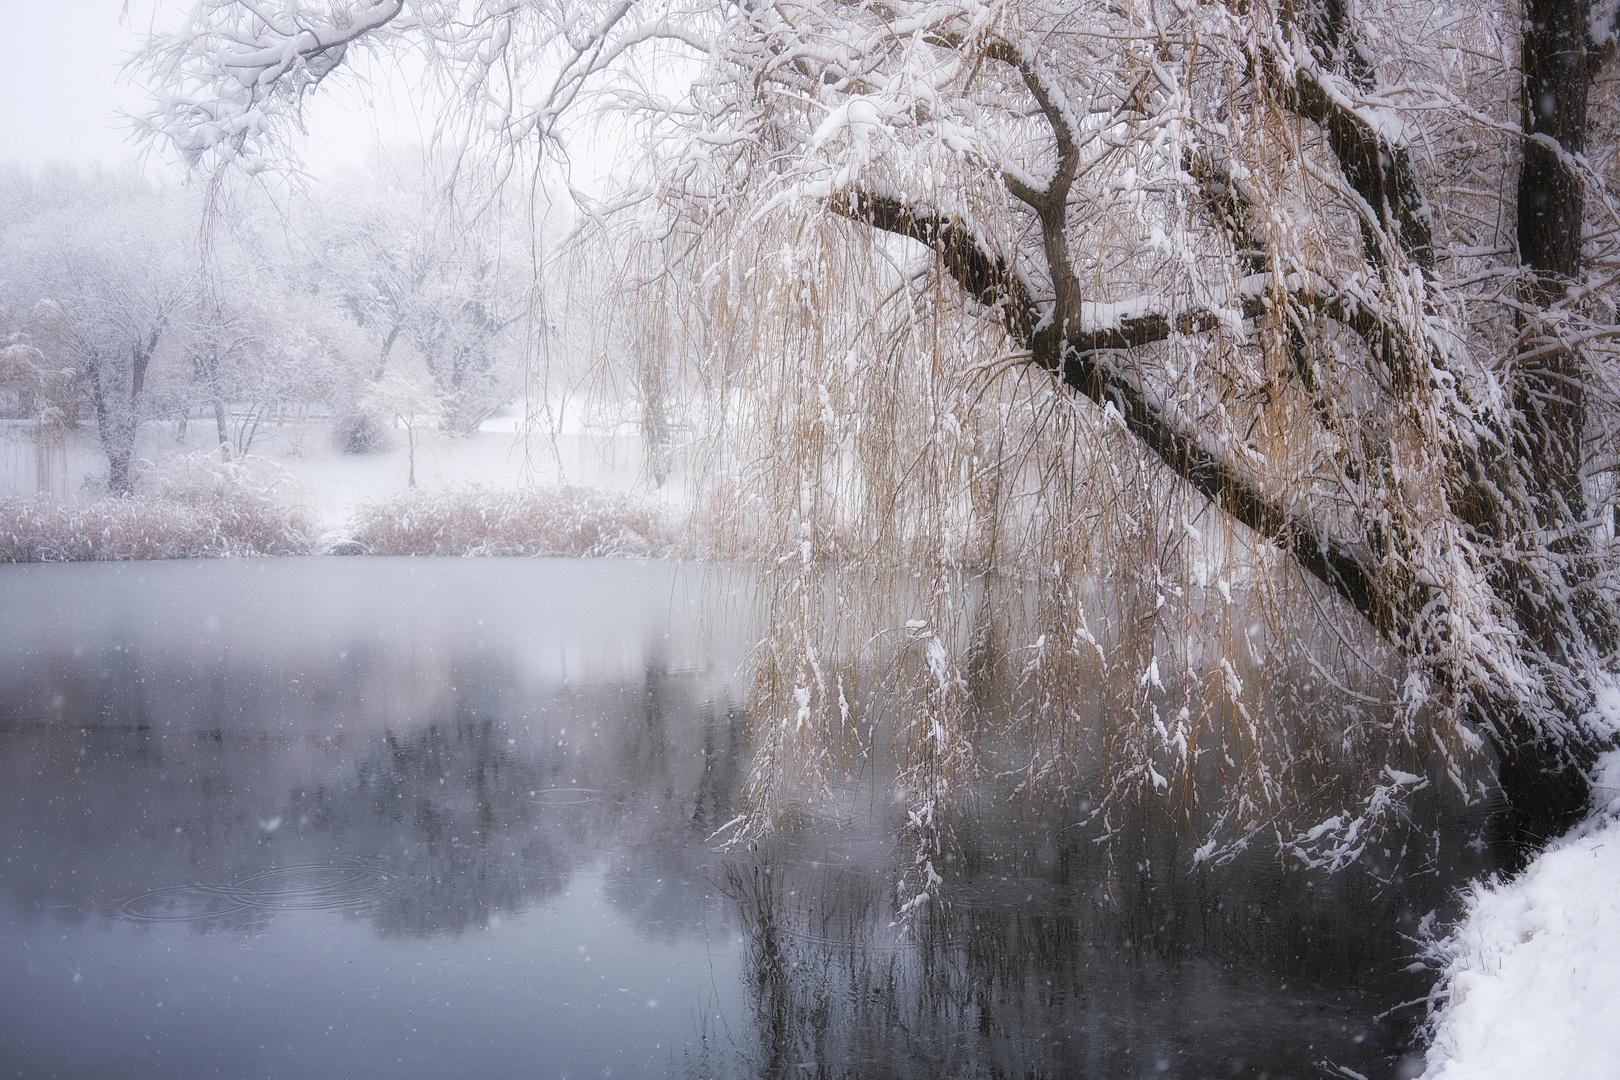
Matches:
[0,161,530,494]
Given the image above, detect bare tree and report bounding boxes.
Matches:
[304,166,525,434]
[1,170,195,494]
[360,369,447,487]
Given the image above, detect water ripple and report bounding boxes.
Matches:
[525,787,607,806]
[118,857,398,922]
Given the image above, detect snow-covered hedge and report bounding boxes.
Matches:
[349,484,677,558]
[0,453,315,561]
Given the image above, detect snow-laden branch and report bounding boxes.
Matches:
[1251,4,1437,270]
[834,190,1388,625]
[133,0,406,169]
[132,0,714,175]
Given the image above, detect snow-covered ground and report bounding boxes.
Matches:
[1421,748,1620,1079]
[0,403,675,533]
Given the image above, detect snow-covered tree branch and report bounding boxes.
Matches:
[134,0,1620,869]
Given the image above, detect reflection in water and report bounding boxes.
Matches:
[705,809,1464,1080]
[0,559,1492,1078]
[1,682,742,941]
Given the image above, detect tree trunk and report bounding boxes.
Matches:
[188,347,232,453]
[407,422,417,488]
[1518,0,1590,530]
[1487,0,1604,854]
[90,358,137,497]
[91,328,163,497]
[376,322,402,381]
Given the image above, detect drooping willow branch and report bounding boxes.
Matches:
[830,191,1392,632]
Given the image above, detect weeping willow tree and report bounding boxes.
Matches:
[137,0,1620,878]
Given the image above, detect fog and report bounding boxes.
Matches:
[6,3,1620,1076]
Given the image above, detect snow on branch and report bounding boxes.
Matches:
[832,190,1387,628]
[134,0,716,176]
[1267,11,1436,268]
[828,191,1039,345]
[133,0,406,171]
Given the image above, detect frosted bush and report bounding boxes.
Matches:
[0,451,315,561]
[350,484,678,558]
[332,409,394,454]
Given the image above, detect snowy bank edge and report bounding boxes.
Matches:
[1419,748,1620,1079]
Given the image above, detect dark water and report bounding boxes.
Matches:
[0,559,1493,1079]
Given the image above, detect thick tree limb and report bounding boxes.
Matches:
[1290,75,1435,270]
[831,193,1040,344]
[1283,2,1436,269]
[1050,332,1387,628]
[834,192,1387,628]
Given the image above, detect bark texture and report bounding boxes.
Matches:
[1489,0,1605,852]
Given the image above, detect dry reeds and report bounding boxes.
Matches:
[349,484,677,558]
[0,453,314,561]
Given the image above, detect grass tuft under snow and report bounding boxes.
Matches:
[0,452,315,561]
[347,484,678,558]
[1420,749,1620,1079]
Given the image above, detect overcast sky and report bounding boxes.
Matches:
[0,1,424,176]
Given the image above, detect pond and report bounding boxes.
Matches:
[0,559,1497,1079]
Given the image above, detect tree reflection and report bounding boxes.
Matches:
[704,793,1485,1080]
[0,647,748,940]
[0,564,1495,1078]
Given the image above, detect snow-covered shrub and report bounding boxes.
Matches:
[332,409,393,454]
[0,451,315,561]
[350,484,677,558]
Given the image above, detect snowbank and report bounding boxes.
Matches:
[0,408,674,535]
[1420,750,1620,1079]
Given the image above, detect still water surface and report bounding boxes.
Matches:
[0,559,1493,1078]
